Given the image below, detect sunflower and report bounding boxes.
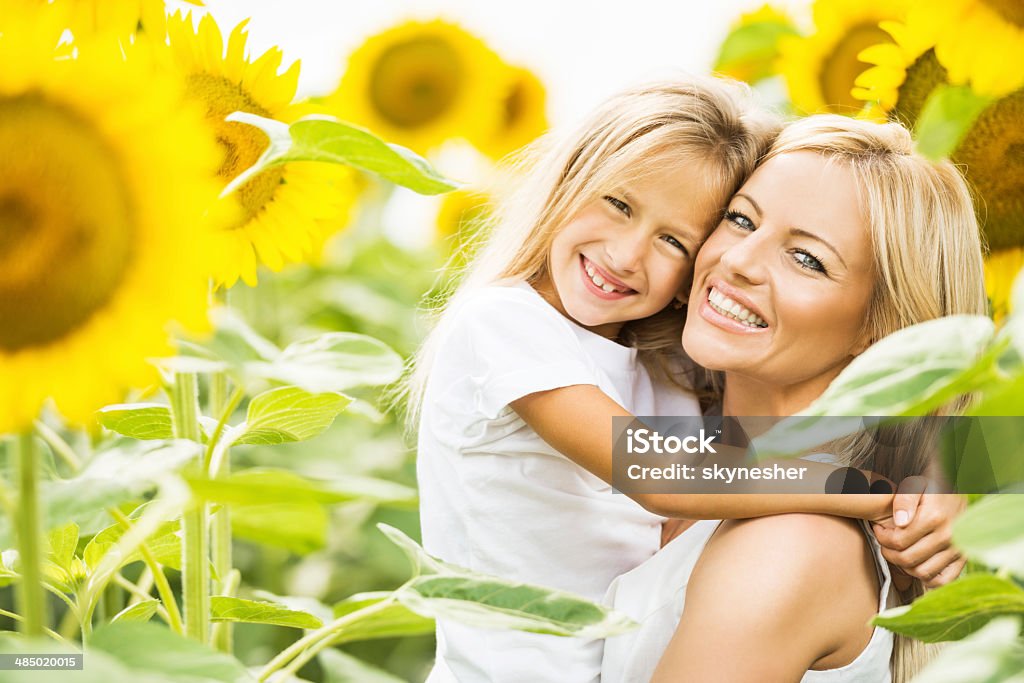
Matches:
[777,0,909,114]
[57,0,204,41]
[474,65,548,161]
[330,19,506,154]
[163,12,359,288]
[854,9,1024,282]
[985,248,1024,322]
[0,5,220,432]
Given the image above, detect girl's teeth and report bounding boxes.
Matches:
[601,283,614,293]
[593,273,605,287]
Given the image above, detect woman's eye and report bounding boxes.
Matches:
[794,250,827,274]
[724,209,754,231]
[660,235,689,256]
[604,195,631,217]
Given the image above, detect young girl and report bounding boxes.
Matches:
[409,78,959,683]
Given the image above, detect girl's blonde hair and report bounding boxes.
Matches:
[755,114,987,682]
[405,76,779,427]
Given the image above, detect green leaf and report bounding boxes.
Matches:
[97,404,216,442]
[97,404,176,440]
[46,522,79,573]
[84,519,185,573]
[112,600,161,624]
[753,315,996,457]
[210,596,322,629]
[872,575,1024,642]
[0,441,197,547]
[714,20,798,81]
[185,468,416,508]
[912,617,1024,683]
[915,84,995,160]
[319,649,407,683]
[398,575,635,638]
[378,524,636,638]
[940,417,1024,494]
[223,113,459,196]
[231,502,327,555]
[330,592,435,643]
[247,333,404,394]
[89,621,254,682]
[230,387,351,446]
[954,496,1024,577]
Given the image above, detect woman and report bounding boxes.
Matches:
[601,115,987,682]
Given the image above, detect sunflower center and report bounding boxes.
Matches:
[503,80,525,129]
[185,72,285,226]
[369,37,463,128]
[954,88,1024,250]
[0,94,135,352]
[894,49,948,126]
[983,0,1024,28]
[820,23,892,111]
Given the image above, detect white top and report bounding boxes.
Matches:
[602,519,894,683]
[417,282,701,683]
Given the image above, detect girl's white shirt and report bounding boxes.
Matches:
[601,518,895,683]
[417,282,701,683]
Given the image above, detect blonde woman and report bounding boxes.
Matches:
[601,115,985,683]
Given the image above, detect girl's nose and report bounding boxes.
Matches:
[606,230,646,273]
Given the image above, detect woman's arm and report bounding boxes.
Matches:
[651,514,878,682]
[511,384,893,520]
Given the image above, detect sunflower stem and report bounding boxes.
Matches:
[208,371,235,652]
[170,372,210,643]
[15,430,47,638]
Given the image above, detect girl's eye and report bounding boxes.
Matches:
[724,209,754,231]
[793,250,827,274]
[660,235,689,256]
[604,195,631,217]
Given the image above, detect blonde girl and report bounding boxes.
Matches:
[410,80,959,683]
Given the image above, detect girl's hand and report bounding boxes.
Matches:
[871,480,967,588]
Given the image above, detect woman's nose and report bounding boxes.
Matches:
[718,231,768,284]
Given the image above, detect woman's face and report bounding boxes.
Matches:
[683,151,875,400]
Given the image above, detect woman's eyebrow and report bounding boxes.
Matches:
[733,193,761,216]
[790,227,847,268]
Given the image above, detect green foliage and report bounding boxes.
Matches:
[209,596,323,629]
[915,84,995,160]
[912,618,1024,683]
[714,18,798,82]
[223,113,459,196]
[231,387,352,446]
[953,496,1024,578]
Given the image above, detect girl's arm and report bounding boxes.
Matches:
[650,514,879,683]
[511,383,893,520]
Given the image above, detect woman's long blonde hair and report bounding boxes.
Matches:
[403,76,779,428]
[753,115,987,682]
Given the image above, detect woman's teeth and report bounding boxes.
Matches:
[708,287,767,328]
[584,261,629,293]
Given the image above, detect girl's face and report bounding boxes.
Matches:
[683,151,876,402]
[539,159,722,338]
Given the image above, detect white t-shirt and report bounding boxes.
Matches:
[417,282,700,683]
[602,519,894,683]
